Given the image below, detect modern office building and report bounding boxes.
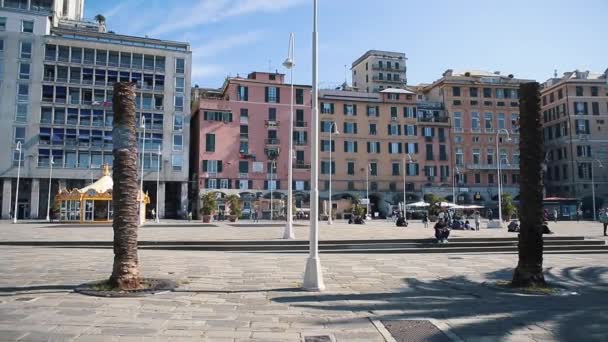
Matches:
[351,50,407,93]
[420,70,533,209]
[317,88,451,216]
[541,70,608,210]
[191,72,312,218]
[0,0,192,220]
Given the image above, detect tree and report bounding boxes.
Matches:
[512,82,547,287]
[501,193,517,221]
[94,14,106,24]
[424,193,445,217]
[110,82,141,290]
[225,194,242,218]
[200,192,217,217]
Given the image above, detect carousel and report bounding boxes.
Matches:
[54,164,150,223]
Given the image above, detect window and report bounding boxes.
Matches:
[367,106,378,117]
[266,86,279,103]
[347,161,355,175]
[174,96,184,112]
[405,124,417,136]
[392,162,400,176]
[203,111,232,122]
[389,142,401,154]
[391,107,398,118]
[296,88,304,104]
[344,141,357,153]
[17,83,29,102]
[172,134,183,151]
[344,104,356,116]
[19,63,30,79]
[591,86,598,97]
[592,102,599,115]
[369,163,378,176]
[15,103,27,122]
[497,113,505,129]
[576,86,583,96]
[483,88,492,98]
[205,133,215,152]
[575,119,589,134]
[369,123,377,135]
[452,87,461,97]
[320,140,334,152]
[439,145,447,161]
[471,112,480,130]
[14,126,26,144]
[389,124,400,136]
[172,155,183,171]
[175,77,184,93]
[175,58,185,74]
[574,102,588,115]
[173,115,183,131]
[321,102,334,114]
[20,41,32,59]
[484,112,493,130]
[0,17,6,31]
[425,144,433,161]
[470,87,478,97]
[406,142,418,154]
[22,20,34,33]
[321,161,335,174]
[0,39,3,52]
[368,141,381,153]
[487,148,494,165]
[454,112,462,129]
[343,122,357,134]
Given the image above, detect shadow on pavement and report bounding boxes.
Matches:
[272,266,608,341]
[0,284,77,296]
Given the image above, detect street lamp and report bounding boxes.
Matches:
[269,159,276,221]
[155,145,161,223]
[282,32,295,239]
[303,0,325,291]
[45,155,54,222]
[591,159,604,221]
[13,141,22,224]
[327,122,339,225]
[452,166,461,207]
[402,153,413,219]
[139,116,146,226]
[366,163,371,219]
[496,128,511,224]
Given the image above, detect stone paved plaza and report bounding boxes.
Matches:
[0,220,607,341]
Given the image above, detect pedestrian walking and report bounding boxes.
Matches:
[422,212,429,228]
[577,208,582,222]
[474,211,481,231]
[487,208,493,221]
[599,208,608,236]
[553,209,558,223]
[151,208,156,221]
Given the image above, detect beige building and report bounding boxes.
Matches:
[318,88,450,217]
[351,50,407,93]
[420,70,533,212]
[541,70,608,212]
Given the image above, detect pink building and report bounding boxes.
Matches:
[191,72,312,217]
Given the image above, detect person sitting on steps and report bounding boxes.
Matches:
[434,218,450,243]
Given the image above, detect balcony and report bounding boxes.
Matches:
[371,64,406,72]
[265,120,280,128]
[372,76,405,84]
[295,121,307,128]
[417,115,449,125]
[294,140,307,146]
[265,138,280,145]
[417,102,444,110]
[294,162,311,169]
[240,133,249,140]
[467,163,520,170]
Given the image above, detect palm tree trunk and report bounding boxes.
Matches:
[110,82,141,290]
[512,82,546,287]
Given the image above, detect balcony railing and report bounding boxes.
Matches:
[371,64,406,72]
[294,140,307,146]
[295,121,307,127]
[265,139,280,145]
[294,162,311,169]
[417,116,449,124]
[372,76,405,84]
[265,120,280,128]
[467,163,520,170]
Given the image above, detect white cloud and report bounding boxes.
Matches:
[148,0,306,36]
[192,30,265,58]
[103,0,144,19]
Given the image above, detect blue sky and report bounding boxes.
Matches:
[85,0,608,89]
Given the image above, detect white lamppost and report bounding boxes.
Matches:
[45,155,54,222]
[591,159,604,221]
[366,163,371,218]
[327,122,339,225]
[139,116,146,226]
[402,153,413,219]
[496,128,511,224]
[282,32,295,239]
[270,159,276,221]
[155,145,161,223]
[13,141,22,224]
[303,0,325,291]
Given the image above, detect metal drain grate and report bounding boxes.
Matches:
[303,336,332,342]
[381,320,452,342]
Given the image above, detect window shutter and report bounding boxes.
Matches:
[415,164,419,176]
[320,102,325,112]
[354,123,358,134]
[353,104,357,115]
[577,146,581,156]
[343,104,347,115]
[276,181,281,189]
[354,141,358,152]
[398,143,403,154]
[587,146,591,157]
[248,180,253,189]
[330,103,334,114]
[366,106,370,117]
[434,166,437,176]
[585,120,589,133]
[423,166,428,176]
[367,142,370,153]
[413,107,417,118]
[227,180,232,189]
[276,88,280,103]
[305,181,310,190]
[264,87,269,102]
[244,87,248,100]
[218,161,223,172]
[304,131,308,141]
[204,179,209,188]
[415,143,419,154]
[202,160,208,172]
[398,125,402,135]
[376,142,381,153]
[431,128,435,136]
[376,106,379,116]
[389,143,393,154]
[344,141,347,152]
[343,122,347,133]
[387,124,391,135]
[414,126,418,135]
[331,140,335,152]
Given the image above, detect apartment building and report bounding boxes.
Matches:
[0,0,192,220]
[318,88,451,216]
[421,70,532,208]
[351,50,407,93]
[541,70,608,209]
[191,72,312,217]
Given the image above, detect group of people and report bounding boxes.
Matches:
[430,210,483,243]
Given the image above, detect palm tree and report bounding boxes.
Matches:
[94,14,106,25]
[512,82,546,287]
[110,82,141,290]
